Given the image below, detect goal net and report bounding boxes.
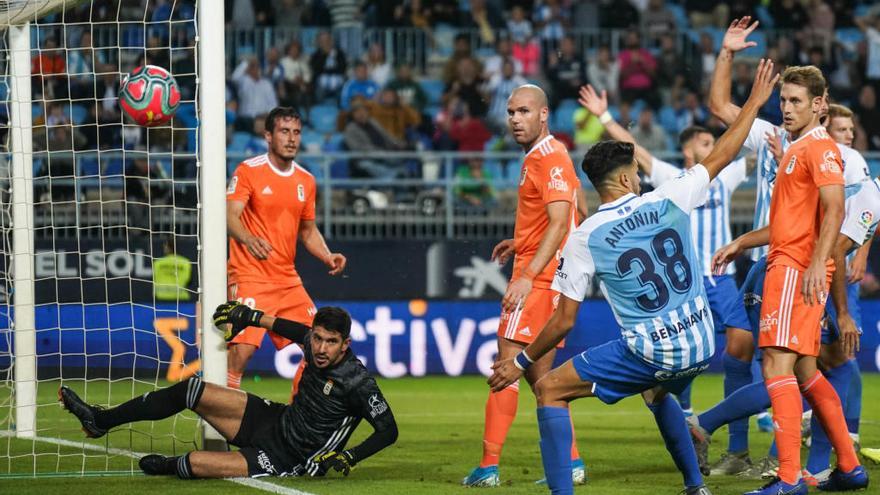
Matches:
[0,0,222,477]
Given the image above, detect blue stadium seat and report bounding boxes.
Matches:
[104,159,124,176]
[421,79,445,106]
[432,24,457,58]
[32,102,43,119]
[71,104,88,125]
[755,5,775,29]
[301,129,324,152]
[309,105,338,134]
[553,99,579,135]
[79,158,99,177]
[837,28,865,46]
[658,106,679,135]
[228,131,252,153]
[741,31,766,58]
[121,26,145,48]
[324,133,344,151]
[667,3,689,29]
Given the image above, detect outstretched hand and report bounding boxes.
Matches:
[212,301,263,341]
[722,16,759,53]
[577,84,608,117]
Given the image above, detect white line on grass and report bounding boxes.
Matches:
[0,432,317,495]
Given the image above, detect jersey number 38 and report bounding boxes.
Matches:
[616,229,693,312]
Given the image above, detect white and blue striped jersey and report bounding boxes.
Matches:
[842,178,880,255]
[744,118,869,260]
[648,158,747,276]
[553,165,716,370]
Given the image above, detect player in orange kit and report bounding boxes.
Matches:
[463,85,588,487]
[738,67,868,495]
[226,107,346,390]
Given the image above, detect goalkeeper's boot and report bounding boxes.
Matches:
[58,386,106,438]
[686,415,711,476]
[680,485,713,495]
[817,465,869,492]
[535,457,587,485]
[139,454,178,476]
[710,451,752,476]
[462,465,500,487]
[743,477,808,495]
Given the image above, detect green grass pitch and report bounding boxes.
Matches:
[0,374,877,494]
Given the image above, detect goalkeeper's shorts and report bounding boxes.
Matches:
[497,287,564,348]
[228,282,317,350]
[232,393,303,477]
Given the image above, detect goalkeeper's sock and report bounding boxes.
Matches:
[480,381,518,467]
[806,362,852,474]
[537,406,573,495]
[698,380,769,435]
[845,359,861,435]
[723,353,753,453]
[227,371,243,389]
[176,453,196,479]
[648,394,703,489]
[94,377,205,430]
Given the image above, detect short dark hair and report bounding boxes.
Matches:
[264,107,301,133]
[678,126,712,148]
[313,306,352,339]
[581,141,635,190]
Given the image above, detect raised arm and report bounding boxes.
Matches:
[578,84,654,174]
[702,58,779,180]
[709,17,759,125]
[212,301,310,344]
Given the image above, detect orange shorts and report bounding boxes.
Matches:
[227,282,317,350]
[758,264,830,357]
[497,287,563,347]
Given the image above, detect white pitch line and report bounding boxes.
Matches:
[0,432,317,495]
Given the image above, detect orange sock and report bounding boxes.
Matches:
[766,375,802,484]
[570,416,581,461]
[800,371,860,472]
[227,371,242,389]
[480,381,519,467]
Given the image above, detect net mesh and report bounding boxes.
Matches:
[0,0,203,476]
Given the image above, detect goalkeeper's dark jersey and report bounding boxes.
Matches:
[278,336,395,475]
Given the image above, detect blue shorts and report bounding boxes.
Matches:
[572,339,711,405]
[740,256,767,340]
[705,275,752,334]
[822,282,862,345]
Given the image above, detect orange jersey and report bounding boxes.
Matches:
[227,154,317,287]
[767,127,844,271]
[512,135,581,289]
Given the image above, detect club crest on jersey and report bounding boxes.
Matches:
[323,380,334,395]
[227,176,238,194]
[548,166,569,192]
[860,210,874,228]
[519,166,528,186]
[820,150,840,173]
[785,156,797,174]
[368,394,388,418]
[297,184,305,201]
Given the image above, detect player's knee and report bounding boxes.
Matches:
[533,377,558,407]
[725,328,754,361]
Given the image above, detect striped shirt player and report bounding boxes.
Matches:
[743,118,869,261]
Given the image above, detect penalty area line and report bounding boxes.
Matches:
[0,432,317,495]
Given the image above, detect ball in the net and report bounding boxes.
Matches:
[119,65,181,127]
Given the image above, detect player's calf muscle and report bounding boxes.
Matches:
[189,451,249,478]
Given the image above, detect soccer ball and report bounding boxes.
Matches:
[119,65,181,127]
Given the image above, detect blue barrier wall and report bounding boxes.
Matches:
[5,300,880,378]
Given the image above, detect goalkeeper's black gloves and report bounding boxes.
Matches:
[315,450,356,476]
[212,301,264,341]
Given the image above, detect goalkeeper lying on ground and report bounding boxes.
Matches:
[59,303,398,478]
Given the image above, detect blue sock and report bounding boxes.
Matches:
[768,440,778,458]
[698,381,770,434]
[676,382,693,411]
[648,394,703,488]
[723,353,753,453]
[806,361,852,474]
[845,359,861,434]
[537,406,573,495]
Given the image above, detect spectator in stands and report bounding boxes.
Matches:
[310,30,348,102]
[685,0,728,28]
[444,58,488,117]
[264,46,285,88]
[449,102,492,153]
[656,34,688,105]
[340,62,380,110]
[599,0,640,29]
[855,8,880,89]
[227,0,273,28]
[588,45,619,104]
[630,108,669,153]
[32,36,67,99]
[273,0,307,26]
[483,36,523,82]
[618,30,659,108]
[487,60,528,131]
[343,102,407,179]
[280,40,312,111]
[769,0,809,30]
[512,31,541,78]
[454,158,496,210]
[465,0,505,45]
[365,43,392,87]
[698,32,716,90]
[854,84,880,150]
[67,32,100,100]
[124,156,171,236]
[386,64,428,113]
[640,0,678,43]
[365,88,421,144]
[428,0,459,26]
[674,90,709,131]
[547,35,588,106]
[443,34,483,86]
[231,56,279,131]
[534,0,569,56]
[730,60,753,107]
[507,5,533,43]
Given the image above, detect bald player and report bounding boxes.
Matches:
[463,85,589,488]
